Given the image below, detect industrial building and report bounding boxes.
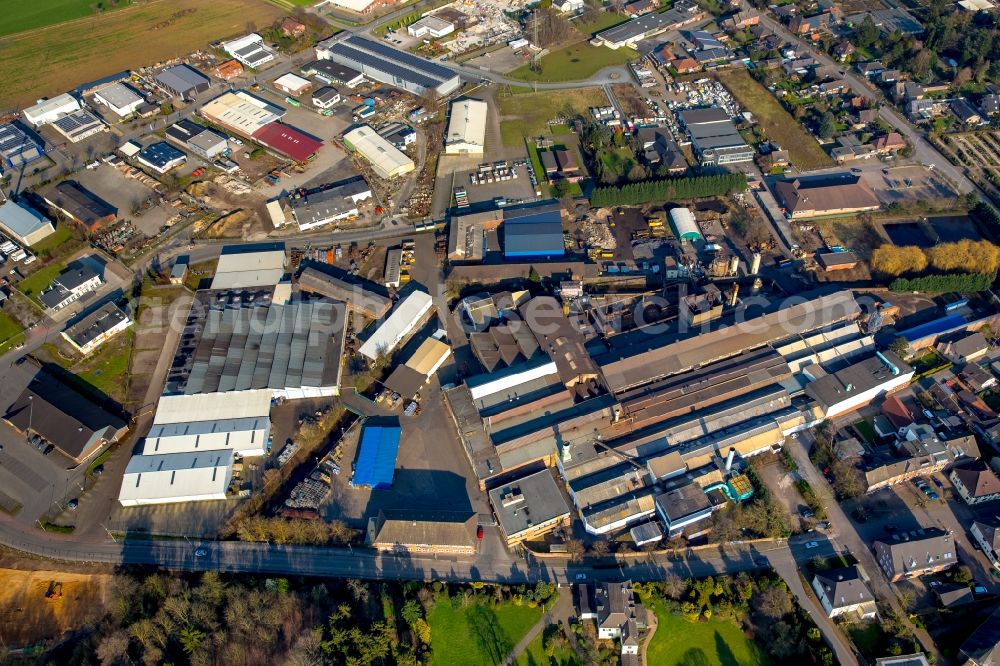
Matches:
[22,93,81,127]
[446,209,502,262]
[164,288,347,399]
[383,337,453,398]
[595,0,704,49]
[288,176,372,230]
[358,289,433,360]
[43,181,116,231]
[39,260,103,311]
[654,484,714,535]
[489,469,571,545]
[445,99,488,155]
[0,199,55,246]
[312,86,341,109]
[214,59,244,81]
[297,266,391,319]
[0,123,44,169]
[93,83,145,117]
[366,509,477,555]
[303,60,365,87]
[678,107,753,165]
[4,368,128,464]
[315,35,462,97]
[199,91,285,137]
[342,125,415,179]
[51,109,107,143]
[61,302,131,355]
[165,119,229,159]
[223,33,275,69]
[119,450,234,506]
[136,141,187,174]
[144,390,273,457]
[407,15,455,38]
[773,174,881,218]
[669,207,701,241]
[252,123,322,162]
[210,244,287,290]
[503,202,565,258]
[805,352,913,419]
[154,64,211,99]
[352,421,402,489]
[273,72,313,96]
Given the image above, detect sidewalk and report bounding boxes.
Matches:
[503,591,573,666]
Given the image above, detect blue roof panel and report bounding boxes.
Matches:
[352,423,401,489]
[896,314,967,343]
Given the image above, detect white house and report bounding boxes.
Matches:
[223,33,275,68]
[407,15,455,39]
[811,566,878,619]
[555,0,585,11]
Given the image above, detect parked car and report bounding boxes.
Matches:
[67,499,78,510]
[43,444,54,455]
[194,547,208,557]
[932,477,945,490]
[92,465,104,476]
[805,541,819,549]
[476,525,484,540]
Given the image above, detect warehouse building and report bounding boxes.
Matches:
[93,82,145,117]
[312,86,341,109]
[51,109,107,143]
[165,119,229,159]
[773,173,881,219]
[164,288,347,398]
[805,351,913,419]
[595,0,704,49]
[155,64,211,99]
[273,72,313,96]
[489,469,571,546]
[446,209,502,262]
[223,33,275,69]
[144,390,273,457]
[303,60,366,88]
[43,181,117,231]
[119,450,234,506]
[654,484,714,535]
[358,289,433,360]
[298,266,391,319]
[39,260,103,311]
[288,176,372,230]
[0,122,44,169]
[252,123,322,162]
[366,509,477,555]
[503,202,565,258]
[352,420,402,489]
[22,93,81,127]
[200,91,284,136]
[383,337,453,398]
[5,368,128,464]
[445,98,488,155]
[210,244,286,290]
[342,125,415,179]
[679,107,753,165]
[0,199,55,246]
[316,35,461,97]
[136,141,187,174]
[61,302,131,355]
[319,0,386,14]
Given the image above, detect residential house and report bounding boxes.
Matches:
[811,566,877,619]
[833,41,856,60]
[281,17,307,38]
[959,363,997,392]
[960,606,1000,666]
[858,108,879,125]
[721,10,759,30]
[873,528,957,581]
[857,61,886,77]
[789,13,830,35]
[873,132,906,155]
[970,516,1000,568]
[935,583,975,608]
[953,98,985,125]
[937,331,989,365]
[950,461,1000,504]
[879,69,901,84]
[624,0,658,16]
[981,93,1000,117]
[38,260,103,311]
[579,581,644,655]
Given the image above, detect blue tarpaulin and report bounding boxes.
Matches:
[896,314,967,344]
[351,423,401,489]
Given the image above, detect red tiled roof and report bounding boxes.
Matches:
[251,122,322,162]
[881,395,913,430]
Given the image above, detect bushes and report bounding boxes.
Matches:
[873,240,1000,277]
[889,272,995,293]
[795,479,827,520]
[589,173,747,207]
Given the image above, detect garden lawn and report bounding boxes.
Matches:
[715,69,833,171]
[75,328,134,401]
[429,599,543,666]
[499,87,610,147]
[30,225,78,256]
[517,631,581,666]
[18,262,67,303]
[643,596,771,666]
[0,312,25,354]
[508,44,636,83]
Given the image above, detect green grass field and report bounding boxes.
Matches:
[507,44,636,83]
[0,0,133,38]
[428,599,542,666]
[18,262,67,303]
[644,596,772,666]
[75,328,134,401]
[499,87,609,147]
[517,630,581,666]
[716,69,833,171]
[0,312,25,350]
[30,225,77,254]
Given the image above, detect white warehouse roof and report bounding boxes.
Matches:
[153,389,273,424]
[119,450,234,506]
[669,207,701,240]
[211,247,286,289]
[142,416,271,457]
[274,72,312,93]
[359,290,433,360]
[22,93,81,126]
[200,91,285,136]
[343,125,415,179]
[445,99,488,154]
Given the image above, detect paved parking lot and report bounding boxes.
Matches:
[71,163,173,237]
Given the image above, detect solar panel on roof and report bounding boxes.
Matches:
[327,43,441,89]
[346,36,455,80]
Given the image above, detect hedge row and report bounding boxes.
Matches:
[590,173,747,207]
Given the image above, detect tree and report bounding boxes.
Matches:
[856,15,880,49]
[870,244,928,276]
[589,539,610,557]
[565,538,585,562]
[756,585,793,619]
[819,111,837,138]
[888,337,910,358]
[953,565,973,584]
[832,460,866,499]
[627,163,648,182]
[528,266,541,283]
[178,625,206,654]
[401,599,423,626]
[413,618,432,645]
[96,630,131,666]
[662,573,687,600]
